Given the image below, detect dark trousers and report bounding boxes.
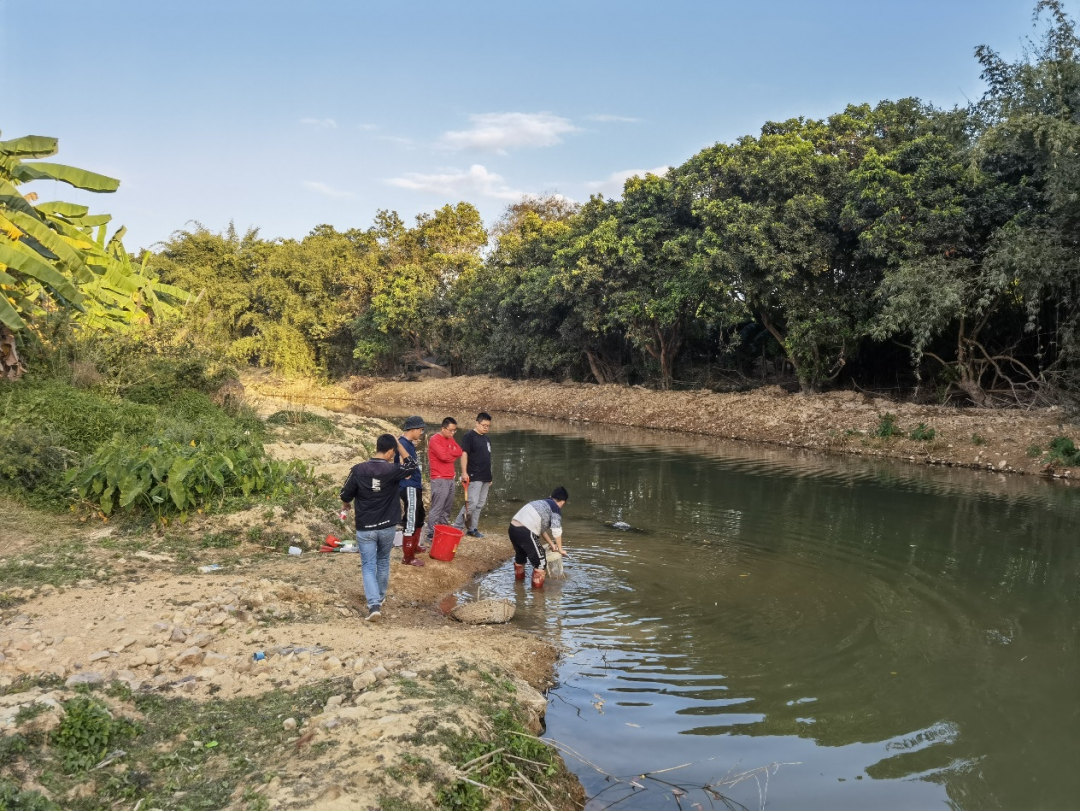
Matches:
[508,524,547,570]
[400,488,425,536]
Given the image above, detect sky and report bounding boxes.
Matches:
[3,1,1044,249]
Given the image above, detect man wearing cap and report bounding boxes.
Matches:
[397,416,427,567]
[422,417,462,547]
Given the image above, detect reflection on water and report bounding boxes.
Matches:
[363,405,1080,810]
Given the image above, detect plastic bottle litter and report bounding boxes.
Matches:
[198,564,222,573]
[252,651,266,661]
[288,546,302,556]
[338,509,349,521]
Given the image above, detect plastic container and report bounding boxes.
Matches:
[429,525,464,562]
[288,546,302,556]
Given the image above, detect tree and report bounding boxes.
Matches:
[1,131,187,379]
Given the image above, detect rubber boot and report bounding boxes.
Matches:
[514,563,526,581]
[531,568,546,589]
[402,531,425,567]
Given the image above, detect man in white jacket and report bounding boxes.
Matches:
[507,487,568,589]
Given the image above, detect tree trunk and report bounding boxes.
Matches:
[759,311,804,388]
[585,350,609,385]
[1,326,25,381]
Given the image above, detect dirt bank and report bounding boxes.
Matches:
[0,393,585,810]
[352,375,1078,481]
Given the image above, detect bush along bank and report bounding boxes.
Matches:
[0,365,315,522]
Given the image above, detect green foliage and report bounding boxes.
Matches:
[874,413,901,438]
[0,423,73,493]
[1044,436,1080,466]
[909,423,937,441]
[0,733,29,767]
[67,426,309,517]
[972,433,987,445]
[0,130,190,380]
[0,379,158,455]
[435,710,557,810]
[54,695,141,773]
[0,778,59,811]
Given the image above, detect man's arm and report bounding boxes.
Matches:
[339,469,357,505]
[429,436,462,463]
[459,451,470,484]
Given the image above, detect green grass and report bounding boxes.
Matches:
[3,677,353,811]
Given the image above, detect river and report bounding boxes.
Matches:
[429,415,1080,810]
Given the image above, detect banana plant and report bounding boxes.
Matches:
[0,130,190,378]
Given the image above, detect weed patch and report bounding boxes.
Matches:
[2,679,350,810]
[909,423,936,441]
[874,412,901,438]
[1044,436,1080,466]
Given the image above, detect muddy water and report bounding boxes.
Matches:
[433,415,1080,811]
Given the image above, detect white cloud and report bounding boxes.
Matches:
[357,123,378,131]
[585,114,641,123]
[302,180,356,200]
[584,166,669,198]
[299,118,338,129]
[438,112,579,154]
[376,135,416,149]
[386,164,525,201]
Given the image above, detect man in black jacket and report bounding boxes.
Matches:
[340,433,418,621]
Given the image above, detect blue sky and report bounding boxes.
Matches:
[4,1,1041,248]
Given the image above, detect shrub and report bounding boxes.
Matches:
[972,433,986,445]
[0,424,74,494]
[0,380,158,455]
[54,695,141,773]
[874,413,901,438]
[1044,436,1080,467]
[67,427,310,517]
[909,423,936,441]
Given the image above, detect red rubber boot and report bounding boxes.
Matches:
[514,563,526,581]
[402,531,425,567]
[531,568,546,589]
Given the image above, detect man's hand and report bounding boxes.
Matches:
[462,476,470,488]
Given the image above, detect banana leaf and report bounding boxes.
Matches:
[0,179,40,218]
[34,201,89,218]
[0,136,58,158]
[0,241,83,304]
[5,210,92,283]
[0,293,25,330]
[67,213,113,227]
[12,162,120,193]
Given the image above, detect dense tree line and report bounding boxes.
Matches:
[152,3,1080,407]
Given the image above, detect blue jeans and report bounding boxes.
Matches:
[356,528,395,609]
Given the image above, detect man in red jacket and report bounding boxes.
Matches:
[423,417,462,548]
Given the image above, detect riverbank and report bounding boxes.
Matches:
[340,375,1077,481]
[0,395,585,810]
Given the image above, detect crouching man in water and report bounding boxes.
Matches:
[508,487,568,589]
[340,433,419,622]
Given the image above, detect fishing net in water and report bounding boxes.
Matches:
[451,599,516,624]
[546,550,565,579]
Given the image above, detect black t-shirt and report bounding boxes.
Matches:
[460,429,492,482]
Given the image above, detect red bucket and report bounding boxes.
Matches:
[429,525,464,562]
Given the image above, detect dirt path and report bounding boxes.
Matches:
[349,375,1078,481]
[0,393,584,810]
